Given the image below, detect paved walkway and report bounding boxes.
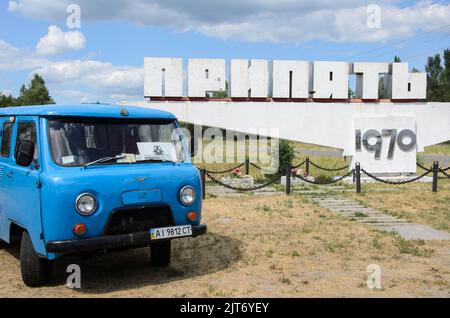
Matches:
[312,195,450,240]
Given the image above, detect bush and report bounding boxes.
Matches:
[315,175,333,183]
[278,140,295,174]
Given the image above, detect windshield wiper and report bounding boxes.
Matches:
[83,155,127,168]
[137,158,174,163]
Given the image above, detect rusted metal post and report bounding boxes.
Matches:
[285,166,291,195]
[201,168,206,199]
[355,162,361,193]
[432,161,438,192]
[305,157,310,175]
[245,157,250,175]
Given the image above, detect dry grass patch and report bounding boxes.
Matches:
[0,195,449,297]
[345,180,450,232]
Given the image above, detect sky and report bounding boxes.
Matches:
[0,0,449,104]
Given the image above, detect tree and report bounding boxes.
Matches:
[0,92,15,107]
[0,74,55,107]
[442,49,450,101]
[425,54,444,101]
[394,56,401,63]
[212,80,228,98]
[277,139,295,174]
[16,74,55,105]
[378,75,386,99]
[348,88,356,99]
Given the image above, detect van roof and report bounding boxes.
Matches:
[0,104,176,120]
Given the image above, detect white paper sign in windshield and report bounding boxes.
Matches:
[137,142,178,162]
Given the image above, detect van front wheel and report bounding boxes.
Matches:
[20,232,53,287]
[150,241,171,267]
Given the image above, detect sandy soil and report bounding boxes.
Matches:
[0,195,449,297]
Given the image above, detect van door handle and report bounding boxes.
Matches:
[6,172,13,178]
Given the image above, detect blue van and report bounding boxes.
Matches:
[0,104,206,286]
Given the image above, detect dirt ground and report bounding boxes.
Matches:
[0,195,449,297]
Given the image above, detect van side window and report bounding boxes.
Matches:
[0,122,13,157]
[15,122,38,160]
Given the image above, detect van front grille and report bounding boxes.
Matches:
[104,205,174,236]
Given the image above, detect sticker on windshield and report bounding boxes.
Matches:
[117,153,136,163]
[61,155,75,165]
[137,142,177,161]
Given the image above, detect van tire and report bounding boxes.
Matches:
[150,241,171,267]
[20,231,53,287]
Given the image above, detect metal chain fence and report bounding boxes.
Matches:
[308,160,349,172]
[205,170,284,191]
[292,169,355,185]
[204,163,245,174]
[361,168,432,184]
[416,162,433,172]
[439,168,450,178]
[199,159,449,198]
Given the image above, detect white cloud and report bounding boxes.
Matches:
[33,59,143,93]
[36,25,86,55]
[7,0,450,44]
[0,40,46,70]
[0,40,143,102]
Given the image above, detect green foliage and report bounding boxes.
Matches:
[278,139,295,174]
[348,88,356,98]
[315,175,332,183]
[0,92,16,107]
[425,49,450,102]
[211,80,228,98]
[378,75,386,99]
[0,73,54,107]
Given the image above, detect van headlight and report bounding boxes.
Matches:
[75,193,97,215]
[180,186,195,205]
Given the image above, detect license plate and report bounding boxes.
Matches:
[150,225,192,240]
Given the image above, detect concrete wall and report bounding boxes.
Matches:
[272,60,310,98]
[125,100,450,173]
[187,59,226,97]
[352,62,389,99]
[144,58,428,100]
[385,63,427,99]
[312,61,349,99]
[144,57,183,97]
[230,59,269,97]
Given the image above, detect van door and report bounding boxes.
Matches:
[3,116,45,255]
[0,117,14,242]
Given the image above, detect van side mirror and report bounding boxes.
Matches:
[16,141,35,167]
[190,135,198,157]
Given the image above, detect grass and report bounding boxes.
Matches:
[423,142,450,155]
[395,237,434,258]
[196,139,350,181]
[199,139,450,186]
[345,178,450,232]
[2,195,450,297]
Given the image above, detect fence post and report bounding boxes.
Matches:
[201,168,206,199]
[245,157,250,175]
[285,166,291,195]
[355,162,361,193]
[432,161,438,192]
[305,157,310,175]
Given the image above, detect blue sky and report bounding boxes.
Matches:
[0,0,449,103]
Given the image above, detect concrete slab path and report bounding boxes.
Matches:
[312,195,450,240]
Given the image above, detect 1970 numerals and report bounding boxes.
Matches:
[355,129,416,159]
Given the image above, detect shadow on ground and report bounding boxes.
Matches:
[29,232,242,294]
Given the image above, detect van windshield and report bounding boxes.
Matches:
[48,118,186,167]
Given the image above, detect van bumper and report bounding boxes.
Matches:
[45,224,207,254]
